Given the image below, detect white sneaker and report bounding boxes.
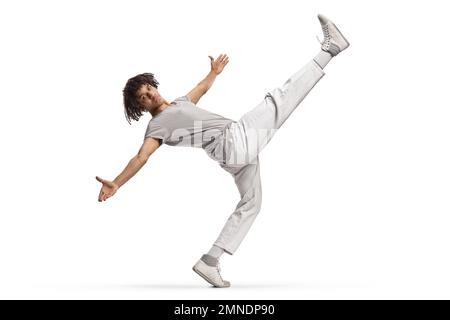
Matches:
[316,14,350,56]
[192,254,231,288]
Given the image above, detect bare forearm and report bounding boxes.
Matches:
[198,71,217,93]
[113,155,147,188]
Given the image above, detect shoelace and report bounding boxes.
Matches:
[315,34,323,45]
[216,263,224,281]
[316,24,330,46]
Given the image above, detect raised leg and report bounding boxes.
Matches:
[229,59,325,165]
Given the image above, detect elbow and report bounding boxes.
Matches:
[136,154,149,165]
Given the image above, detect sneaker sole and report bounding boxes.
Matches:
[192,265,230,288]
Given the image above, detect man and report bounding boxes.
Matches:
[96,14,350,288]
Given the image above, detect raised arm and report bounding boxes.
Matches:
[96,137,161,202]
[186,54,229,105]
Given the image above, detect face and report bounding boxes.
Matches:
[136,83,163,112]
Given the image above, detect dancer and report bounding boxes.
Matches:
[96,14,350,288]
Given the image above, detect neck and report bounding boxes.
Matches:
[150,101,171,117]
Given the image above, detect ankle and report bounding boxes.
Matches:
[314,50,332,69]
[201,254,219,267]
[207,245,225,259]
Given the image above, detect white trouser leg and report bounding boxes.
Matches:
[232,59,325,165]
[214,156,262,255]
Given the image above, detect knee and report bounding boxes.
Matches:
[254,199,262,214]
[240,188,262,216]
[251,187,263,213]
[265,87,286,105]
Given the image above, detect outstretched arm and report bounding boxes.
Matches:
[187,54,229,105]
[96,137,161,202]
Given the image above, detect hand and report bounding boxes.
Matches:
[208,54,229,75]
[96,176,119,202]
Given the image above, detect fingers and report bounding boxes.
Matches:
[98,184,108,201]
[220,55,229,67]
[217,54,228,62]
[98,190,104,202]
[97,176,106,202]
[212,54,229,63]
[98,191,109,202]
[97,176,117,202]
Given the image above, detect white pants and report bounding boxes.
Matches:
[205,60,325,254]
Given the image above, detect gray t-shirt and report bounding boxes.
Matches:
[144,95,235,149]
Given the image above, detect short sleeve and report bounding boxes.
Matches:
[173,95,192,104]
[144,120,170,144]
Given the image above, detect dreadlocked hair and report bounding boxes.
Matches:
[123,72,159,125]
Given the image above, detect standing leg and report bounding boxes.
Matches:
[213,156,262,255]
[192,156,262,288]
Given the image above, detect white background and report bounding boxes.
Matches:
[0,0,449,299]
